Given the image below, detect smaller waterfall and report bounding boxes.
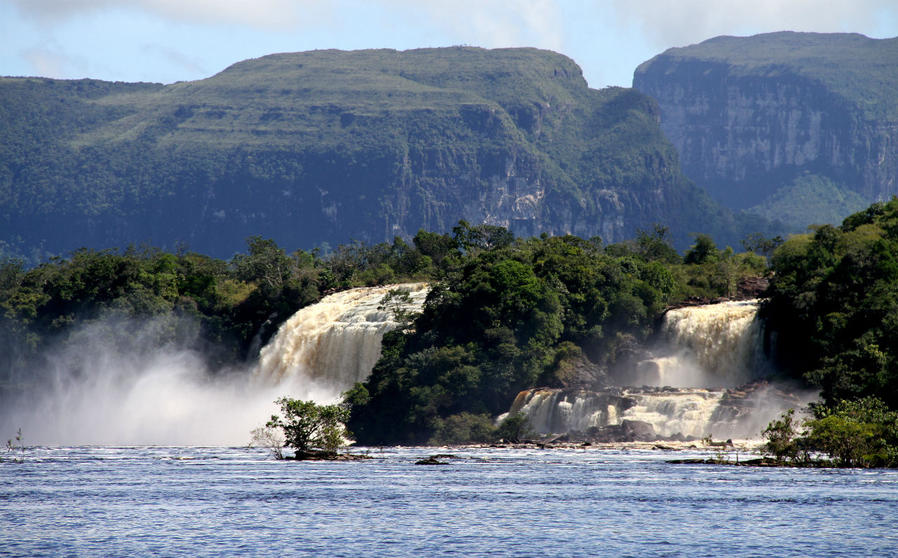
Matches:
[635,300,766,388]
[620,389,723,438]
[509,389,628,434]
[510,387,725,439]
[255,283,429,401]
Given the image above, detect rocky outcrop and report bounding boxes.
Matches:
[634,32,898,223]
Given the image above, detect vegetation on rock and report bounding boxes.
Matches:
[264,397,351,459]
[346,225,767,445]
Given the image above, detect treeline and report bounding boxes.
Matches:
[0,222,765,400]
[0,234,433,394]
[5,205,898,461]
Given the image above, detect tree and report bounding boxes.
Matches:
[265,398,350,457]
[804,397,898,468]
[452,221,515,253]
[232,236,292,292]
[741,232,784,260]
[378,288,417,327]
[495,413,534,443]
[636,225,681,264]
[762,409,801,463]
[761,398,898,468]
[684,234,718,265]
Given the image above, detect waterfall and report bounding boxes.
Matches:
[254,283,429,401]
[509,389,627,434]
[2,283,429,446]
[635,299,766,388]
[507,300,787,441]
[509,387,725,439]
[619,389,723,438]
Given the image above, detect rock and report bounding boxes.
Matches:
[737,276,769,299]
[586,420,657,443]
[620,420,657,442]
[292,450,372,461]
[415,454,457,465]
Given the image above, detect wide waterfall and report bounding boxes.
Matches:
[506,299,794,441]
[3,283,428,446]
[255,283,429,401]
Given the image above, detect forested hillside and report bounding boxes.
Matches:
[1,47,767,262]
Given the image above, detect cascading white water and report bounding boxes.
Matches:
[619,389,723,438]
[509,389,623,434]
[507,299,782,440]
[254,283,429,401]
[509,387,725,439]
[3,283,428,446]
[636,300,765,388]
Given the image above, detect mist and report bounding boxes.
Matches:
[0,315,288,446]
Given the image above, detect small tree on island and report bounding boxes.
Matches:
[262,397,351,459]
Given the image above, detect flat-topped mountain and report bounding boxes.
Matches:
[1,47,757,259]
[634,32,898,226]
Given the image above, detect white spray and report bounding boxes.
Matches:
[2,284,428,446]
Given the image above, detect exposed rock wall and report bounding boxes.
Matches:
[633,33,898,214]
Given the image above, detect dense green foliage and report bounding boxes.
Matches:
[265,398,350,456]
[763,398,898,468]
[1,221,773,446]
[347,226,767,445]
[763,198,898,409]
[1,48,769,263]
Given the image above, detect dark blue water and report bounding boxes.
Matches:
[3,446,897,556]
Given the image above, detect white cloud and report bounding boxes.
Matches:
[9,0,566,49]
[392,0,565,50]
[373,0,564,50]
[611,0,898,50]
[7,0,328,29]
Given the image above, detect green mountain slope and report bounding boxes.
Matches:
[1,47,760,259]
[634,32,898,226]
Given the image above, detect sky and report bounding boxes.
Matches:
[1,0,897,89]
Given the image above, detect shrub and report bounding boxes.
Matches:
[265,398,351,456]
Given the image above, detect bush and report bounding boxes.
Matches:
[761,397,898,468]
[762,409,801,463]
[495,413,534,443]
[265,398,351,456]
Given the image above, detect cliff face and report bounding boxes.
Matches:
[0,47,748,259]
[633,32,898,224]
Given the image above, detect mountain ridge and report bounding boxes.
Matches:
[1,47,761,261]
[634,31,898,224]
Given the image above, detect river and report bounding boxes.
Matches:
[3,445,896,556]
